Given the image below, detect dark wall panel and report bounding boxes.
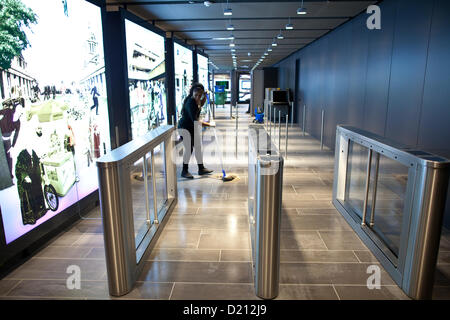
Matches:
[418,0,450,158]
[384,0,434,146]
[363,0,397,136]
[418,0,450,229]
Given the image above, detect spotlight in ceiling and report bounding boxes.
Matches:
[226,24,235,31]
[230,34,235,40]
[268,47,273,52]
[277,30,284,40]
[286,17,293,30]
[203,1,213,7]
[224,8,232,16]
[229,42,235,47]
[297,0,307,15]
[272,40,277,47]
[231,48,236,52]
[264,52,268,56]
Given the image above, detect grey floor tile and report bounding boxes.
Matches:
[353,251,379,263]
[438,251,450,264]
[148,249,220,262]
[319,231,368,250]
[280,250,359,263]
[166,215,249,231]
[280,231,327,250]
[334,285,410,300]
[280,263,396,285]
[138,261,253,283]
[197,208,248,215]
[154,230,202,249]
[432,286,450,300]
[71,219,103,234]
[281,215,352,231]
[0,280,20,296]
[5,258,106,281]
[47,232,83,246]
[435,265,450,286]
[198,230,250,249]
[72,234,105,247]
[298,208,339,215]
[170,283,258,300]
[6,279,110,299]
[171,207,199,215]
[276,285,338,300]
[117,282,173,300]
[282,200,334,209]
[220,250,252,262]
[35,246,92,259]
[84,248,106,260]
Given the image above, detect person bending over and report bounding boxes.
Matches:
[177,83,213,179]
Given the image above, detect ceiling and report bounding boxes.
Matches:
[105,0,377,72]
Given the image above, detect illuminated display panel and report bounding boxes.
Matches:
[174,43,193,120]
[125,19,166,139]
[0,0,111,244]
[197,54,208,90]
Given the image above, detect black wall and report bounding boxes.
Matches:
[273,0,450,228]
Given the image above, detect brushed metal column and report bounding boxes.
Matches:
[255,155,283,299]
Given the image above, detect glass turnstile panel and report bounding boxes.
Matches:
[343,141,408,259]
[153,143,168,220]
[367,154,407,257]
[344,141,367,216]
[130,157,151,249]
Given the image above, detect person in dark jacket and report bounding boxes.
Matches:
[177,83,213,179]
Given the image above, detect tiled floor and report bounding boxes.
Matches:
[1,104,450,300]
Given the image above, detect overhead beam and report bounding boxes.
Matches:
[108,0,373,5]
[151,17,351,22]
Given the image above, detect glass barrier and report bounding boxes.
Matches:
[333,125,450,299]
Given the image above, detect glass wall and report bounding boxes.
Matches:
[174,43,193,120]
[0,0,111,244]
[125,20,166,139]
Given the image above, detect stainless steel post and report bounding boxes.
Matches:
[236,105,238,158]
[143,154,151,225]
[285,114,288,159]
[171,115,175,126]
[278,110,281,152]
[290,101,294,128]
[151,149,159,224]
[302,105,306,136]
[361,149,373,226]
[269,105,272,138]
[369,152,380,227]
[320,109,324,150]
[254,155,283,299]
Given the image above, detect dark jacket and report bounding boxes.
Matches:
[177,97,200,133]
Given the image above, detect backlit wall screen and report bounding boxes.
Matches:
[0,0,111,244]
[125,20,166,139]
[197,54,208,90]
[174,43,193,120]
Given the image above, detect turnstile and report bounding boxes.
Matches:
[333,125,450,299]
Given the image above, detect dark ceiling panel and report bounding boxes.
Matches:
[106,0,377,70]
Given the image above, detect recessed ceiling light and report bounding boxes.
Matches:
[285,23,293,30]
[230,34,235,40]
[268,48,272,52]
[272,40,277,47]
[264,52,268,56]
[224,8,232,16]
[203,1,213,7]
[229,42,235,47]
[231,48,236,52]
[226,24,234,31]
[297,7,307,15]
[277,32,284,40]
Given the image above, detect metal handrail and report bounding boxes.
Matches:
[96,125,177,296]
